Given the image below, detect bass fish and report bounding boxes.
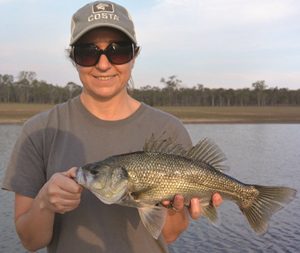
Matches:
[75,136,296,239]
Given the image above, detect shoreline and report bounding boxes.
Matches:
[1,104,300,125]
[181,118,300,124]
[1,118,300,125]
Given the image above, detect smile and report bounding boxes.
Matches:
[94,75,117,81]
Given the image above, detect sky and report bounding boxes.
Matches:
[0,0,299,89]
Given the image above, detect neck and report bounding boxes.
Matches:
[80,91,141,121]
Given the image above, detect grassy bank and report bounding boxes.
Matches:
[1,103,300,124]
[0,103,54,124]
[158,106,300,123]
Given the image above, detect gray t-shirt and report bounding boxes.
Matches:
[2,96,192,253]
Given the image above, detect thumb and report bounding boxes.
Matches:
[63,167,78,179]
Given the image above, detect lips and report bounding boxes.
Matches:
[93,74,117,81]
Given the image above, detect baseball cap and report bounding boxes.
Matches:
[70,1,137,46]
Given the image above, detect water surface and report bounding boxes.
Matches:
[0,124,299,253]
[170,124,300,253]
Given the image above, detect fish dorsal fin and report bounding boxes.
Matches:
[144,134,227,171]
[185,138,228,171]
[143,133,186,156]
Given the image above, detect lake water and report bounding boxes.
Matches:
[0,124,299,253]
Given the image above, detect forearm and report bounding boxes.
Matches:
[162,209,189,244]
[15,170,82,251]
[15,194,55,251]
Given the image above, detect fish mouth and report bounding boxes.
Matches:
[75,167,86,186]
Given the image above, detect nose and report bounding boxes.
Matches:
[95,53,112,71]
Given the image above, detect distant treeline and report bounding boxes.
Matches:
[1,72,300,106]
[0,72,82,104]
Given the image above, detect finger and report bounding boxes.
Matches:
[212,193,223,208]
[189,198,202,220]
[57,174,83,194]
[51,191,82,201]
[172,195,185,211]
[49,198,81,213]
[46,183,82,202]
[64,167,78,179]
[161,200,171,207]
[65,180,83,194]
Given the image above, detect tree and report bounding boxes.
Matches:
[65,82,82,99]
[252,80,267,106]
[160,75,182,105]
[18,71,37,84]
[160,75,182,90]
[15,71,37,103]
[0,74,14,102]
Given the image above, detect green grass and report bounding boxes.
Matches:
[1,103,300,124]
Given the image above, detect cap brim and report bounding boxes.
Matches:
[70,23,136,46]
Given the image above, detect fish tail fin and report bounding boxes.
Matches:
[240,185,296,234]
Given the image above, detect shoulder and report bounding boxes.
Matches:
[139,103,192,148]
[22,97,78,135]
[141,103,182,126]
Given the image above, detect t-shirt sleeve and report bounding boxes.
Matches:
[141,104,193,150]
[166,118,192,149]
[2,121,47,198]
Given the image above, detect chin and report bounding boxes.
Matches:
[90,89,125,101]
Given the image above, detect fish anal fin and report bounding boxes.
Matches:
[201,199,219,225]
[138,205,168,239]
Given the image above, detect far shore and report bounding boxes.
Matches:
[1,103,300,124]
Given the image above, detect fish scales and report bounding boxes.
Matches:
[109,152,238,202]
[75,136,297,239]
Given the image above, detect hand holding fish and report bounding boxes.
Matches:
[161,193,223,243]
[162,193,222,219]
[13,167,83,251]
[38,167,83,214]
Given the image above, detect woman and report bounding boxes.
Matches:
[2,1,222,252]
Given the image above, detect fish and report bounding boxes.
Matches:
[75,135,297,239]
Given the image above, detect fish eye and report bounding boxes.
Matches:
[90,169,99,175]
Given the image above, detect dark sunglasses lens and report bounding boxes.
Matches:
[74,45,99,67]
[107,42,133,65]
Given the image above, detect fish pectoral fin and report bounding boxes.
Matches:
[138,205,168,239]
[201,201,219,225]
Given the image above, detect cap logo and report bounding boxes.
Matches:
[88,2,119,22]
[93,3,114,13]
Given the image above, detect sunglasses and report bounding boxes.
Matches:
[72,41,139,67]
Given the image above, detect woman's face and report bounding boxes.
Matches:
[75,28,136,101]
